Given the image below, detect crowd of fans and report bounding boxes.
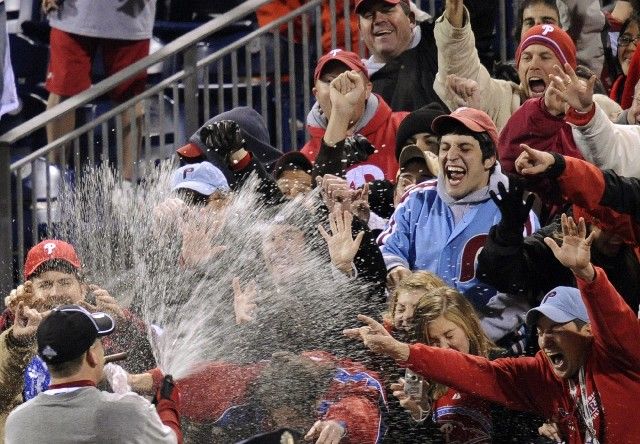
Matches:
[3,0,640,443]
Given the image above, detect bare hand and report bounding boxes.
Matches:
[514,144,556,175]
[546,64,596,114]
[80,285,125,320]
[538,420,563,442]
[445,74,481,109]
[42,0,59,14]
[390,378,431,420]
[317,174,357,213]
[232,277,257,324]
[304,420,346,444]
[343,314,410,361]
[153,197,188,231]
[329,71,365,117]
[318,205,364,275]
[180,208,228,267]
[627,80,640,124]
[5,281,44,313]
[12,302,46,345]
[386,266,411,292]
[350,183,371,223]
[543,214,595,282]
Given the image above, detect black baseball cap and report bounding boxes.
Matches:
[37,305,115,365]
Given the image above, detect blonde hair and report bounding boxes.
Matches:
[383,271,447,325]
[413,287,497,400]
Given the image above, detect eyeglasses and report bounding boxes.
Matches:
[618,34,640,47]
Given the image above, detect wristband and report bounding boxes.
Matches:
[565,105,596,126]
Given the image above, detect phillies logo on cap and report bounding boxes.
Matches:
[182,167,195,180]
[43,242,57,256]
[329,49,342,58]
[542,290,557,303]
[541,24,554,36]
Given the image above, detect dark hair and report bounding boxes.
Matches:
[515,0,560,43]
[574,65,606,95]
[29,259,82,282]
[618,13,640,58]
[252,352,335,419]
[47,353,85,378]
[438,121,496,161]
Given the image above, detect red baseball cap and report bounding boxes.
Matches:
[431,107,500,149]
[313,49,368,82]
[24,239,81,280]
[355,0,409,15]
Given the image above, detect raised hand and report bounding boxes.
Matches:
[232,277,257,325]
[343,314,410,361]
[538,421,563,443]
[445,74,481,109]
[81,285,125,320]
[199,120,245,164]
[544,214,596,282]
[390,378,432,421]
[12,302,46,345]
[489,177,535,232]
[318,205,365,275]
[350,182,371,223]
[317,174,356,213]
[304,420,346,444]
[514,144,556,175]
[386,266,411,293]
[329,71,366,118]
[5,281,44,313]
[546,63,596,113]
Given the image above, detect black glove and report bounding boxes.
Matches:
[152,374,177,405]
[199,120,245,165]
[489,178,535,239]
[343,134,375,164]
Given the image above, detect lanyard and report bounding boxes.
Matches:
[568,367,600,444]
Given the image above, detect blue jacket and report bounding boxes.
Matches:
[378,166,538,341]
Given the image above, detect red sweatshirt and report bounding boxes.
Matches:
[174,351,386,443]
[403,267,640,443]
[556,155,640,244]
[301,95,407,184]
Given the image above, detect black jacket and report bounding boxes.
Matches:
[370,20,444,112]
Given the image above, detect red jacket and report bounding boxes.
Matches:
[301,95,407,184]
[498,97,584,175]
[403,267,640,443]
[557,155,640,245]
[176,351,386,444]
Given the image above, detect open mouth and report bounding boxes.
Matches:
[373,29,393,37]
[445,165,466,186]
[547,352,565,369]
[528,77,546,94]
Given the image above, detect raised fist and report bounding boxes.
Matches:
[199,120,245,164]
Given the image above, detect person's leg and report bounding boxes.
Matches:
[45,28,94,166]
[103,38,150,182]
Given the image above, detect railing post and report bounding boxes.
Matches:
[183,44,200,138]
[0,144,12,295]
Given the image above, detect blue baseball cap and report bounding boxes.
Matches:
[171,162,230,196]
[526,286,590,327]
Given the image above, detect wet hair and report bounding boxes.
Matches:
[29,259,82,282]
[251,351,335,420]
[413,287,498,400]
[383,271,447,326]
[515,0,560,43]
[47,354,85,378]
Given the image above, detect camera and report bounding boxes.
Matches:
[404,369,423,400]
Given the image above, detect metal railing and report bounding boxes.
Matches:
[0,0,515,293]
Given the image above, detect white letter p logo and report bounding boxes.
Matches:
[541,24,554,36]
